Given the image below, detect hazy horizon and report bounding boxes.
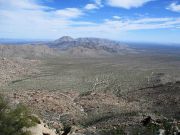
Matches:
[0,36,180,45]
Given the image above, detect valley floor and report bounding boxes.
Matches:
[0,54,180,134]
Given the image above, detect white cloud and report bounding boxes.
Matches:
[84,4,99,10]
[106,0,154,9]
[0,0,86,39]
[65,17,180,39]
[133,18,172,23]
[94,0,102,6]
[84,0,103,10]
[167,2,180,13]
[55,8,83,18]
[0,0,52,10]
[0,0,180,41]
[113,16,121,19]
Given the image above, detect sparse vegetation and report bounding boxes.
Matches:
[99,127,126,135]
[0,42,180,135]
[0,95,38,135]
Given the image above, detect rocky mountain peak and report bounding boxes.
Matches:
[55,36,74,43]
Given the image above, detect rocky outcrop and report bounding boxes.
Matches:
[25,121,57,135]
[140,116,180,135]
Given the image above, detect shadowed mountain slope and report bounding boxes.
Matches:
[48,36,137,56]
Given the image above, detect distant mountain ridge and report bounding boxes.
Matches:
[0,36,137,58]
[48,36,135,56]
[51,36,125,49]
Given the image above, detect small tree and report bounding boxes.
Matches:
[0,95,38,135]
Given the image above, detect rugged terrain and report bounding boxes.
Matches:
[0,38,180,134]
[0,57,40,86]
[0,44,59,58]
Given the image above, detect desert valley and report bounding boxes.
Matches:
[0,36,180,135]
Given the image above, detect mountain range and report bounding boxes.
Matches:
[48,36,136,56]
[0,36,137,58]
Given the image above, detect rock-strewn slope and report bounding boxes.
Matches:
[0,58,40,86]
[4,89,141,133]
[0,45,59,58]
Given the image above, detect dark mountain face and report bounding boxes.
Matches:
[54,36,74,43]
[48,36,135,56]
[51,36,123,48]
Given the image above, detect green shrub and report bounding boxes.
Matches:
[99,127,126,135]
[0,95,37,135]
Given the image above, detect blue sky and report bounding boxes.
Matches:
[0,0,180,43]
